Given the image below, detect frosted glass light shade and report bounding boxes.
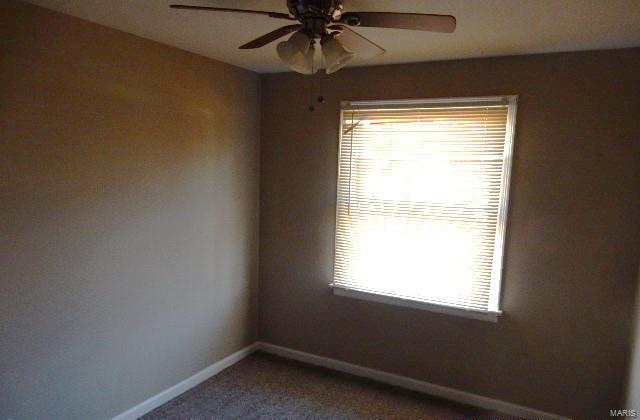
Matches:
[322,36,355,74]
[277,32,315,74]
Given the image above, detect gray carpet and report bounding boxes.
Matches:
[142,352,494,419]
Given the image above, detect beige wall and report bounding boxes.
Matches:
[259,49,640,418]
[0,2,260,419]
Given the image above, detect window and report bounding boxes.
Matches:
[332,96,517,321]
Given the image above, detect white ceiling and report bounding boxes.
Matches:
[26,0,640,73]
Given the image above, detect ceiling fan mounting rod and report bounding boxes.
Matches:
[287,0,344,38]
[287,0,344,21]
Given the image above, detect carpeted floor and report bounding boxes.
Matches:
[142,352,495,419]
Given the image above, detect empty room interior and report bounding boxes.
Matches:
[2,0,640,419]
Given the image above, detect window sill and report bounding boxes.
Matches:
[330,284,502,323]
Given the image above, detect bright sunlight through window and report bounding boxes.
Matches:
[332,96,517,319]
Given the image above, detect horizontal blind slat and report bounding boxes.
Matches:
[335,99,514,313]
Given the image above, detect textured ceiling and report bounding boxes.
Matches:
[26,0,640,73]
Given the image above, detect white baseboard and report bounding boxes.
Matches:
[111,343,259,420]
[257,341,569,420]
[112,341,568,420]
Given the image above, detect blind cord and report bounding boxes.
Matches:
[348,110,355,215]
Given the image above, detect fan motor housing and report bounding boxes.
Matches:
[287,0,343,20]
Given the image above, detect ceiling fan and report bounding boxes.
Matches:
[170,0,456,75]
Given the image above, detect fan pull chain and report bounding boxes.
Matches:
[308,41,325,112]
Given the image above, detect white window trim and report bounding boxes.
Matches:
[331,95,518,322]
[331,284,502,322]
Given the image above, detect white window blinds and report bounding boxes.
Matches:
[333,96,517,315]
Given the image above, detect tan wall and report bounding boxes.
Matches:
[259,49,640,418]
[0,2,260,419]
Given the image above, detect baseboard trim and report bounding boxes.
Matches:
[112,341,568,420]
[111,343,259,420]
[257,341,569,420]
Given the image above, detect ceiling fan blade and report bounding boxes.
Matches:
[239,25,302,49]
[329,25,385,59]
[340,12,456,33]
[170,5,295,21]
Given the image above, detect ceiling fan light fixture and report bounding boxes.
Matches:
[277,32,316,74]
[171,1,456,75]
[321,35,355,74]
